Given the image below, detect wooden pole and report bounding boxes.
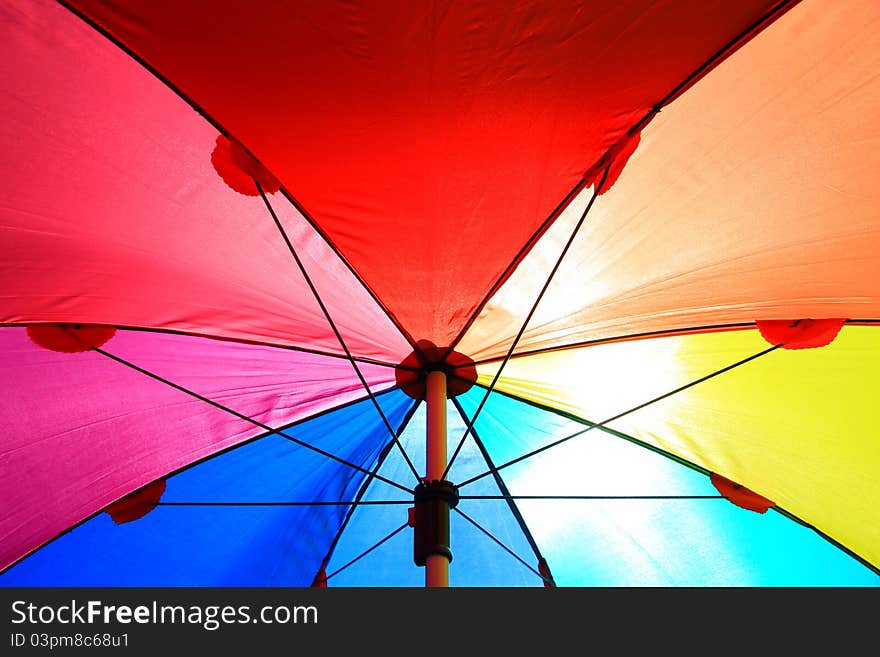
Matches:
[425,369,448,587]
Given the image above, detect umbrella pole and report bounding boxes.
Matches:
[425,369,448,587]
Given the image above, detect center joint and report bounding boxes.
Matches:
[412,479,459,567]
[395,339,477,400]
[414,479,460,508]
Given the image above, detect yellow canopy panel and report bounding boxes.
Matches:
[477,326,880,570]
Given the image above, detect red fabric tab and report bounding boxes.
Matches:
[756,318,845,349]
[27,324,116,353]
[211,134,280,196]
[311,559,329,588]
[584,130,641,195]
[538,558,555,588]
[104,480,166,524]
[710,473,774,513]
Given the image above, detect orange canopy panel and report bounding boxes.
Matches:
[459,0,880,361]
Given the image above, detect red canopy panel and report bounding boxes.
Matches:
[65,0,785,348]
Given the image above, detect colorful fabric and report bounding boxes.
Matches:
[1,0,877,585]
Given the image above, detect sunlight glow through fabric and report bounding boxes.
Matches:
[1,0,878,587]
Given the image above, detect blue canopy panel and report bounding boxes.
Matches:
[0,389,415,586]
[327,400,542,586]
[457,387,878,586]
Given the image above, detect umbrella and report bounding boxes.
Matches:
[1,0,878,587]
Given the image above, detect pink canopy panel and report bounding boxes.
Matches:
[0,327,395,571]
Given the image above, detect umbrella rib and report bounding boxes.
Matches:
[91,346,413,495]
[442,176,589,361]
[316,399,422,575]
[772,507,880,577]
[153,496,725,504]
[154,500,411,506]
[629,0,800,137]
[122,327,410,370]
[462,317,875,369]
[3,322,410,369]
[462,322,760,367]
[452,507,551,585]
[256,181,421,482]
[457,344,782,489]
[320,523,410,584]
[451,397,555,586]
[459,495,724,500]
[442,165,610,481]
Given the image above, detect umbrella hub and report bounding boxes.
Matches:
[395,339,477,400]
[412,479,459,567]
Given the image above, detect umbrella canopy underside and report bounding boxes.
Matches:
[1,0,878,585]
